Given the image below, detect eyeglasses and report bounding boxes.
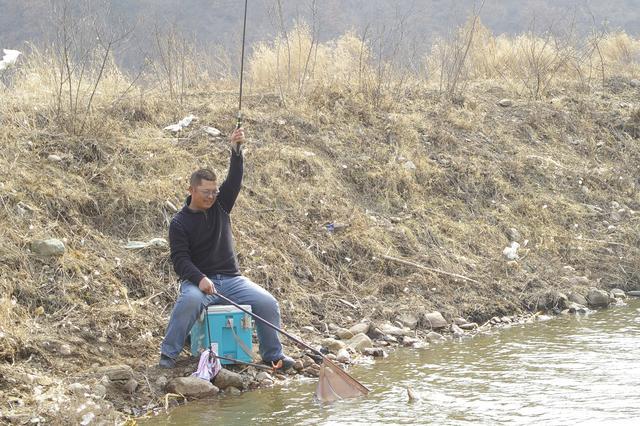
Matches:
[197,189,220,198]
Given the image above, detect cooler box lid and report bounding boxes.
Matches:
[206,304,252,313]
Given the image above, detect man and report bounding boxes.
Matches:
[159,127,293,370]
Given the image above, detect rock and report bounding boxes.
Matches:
[92,384,107,398]
[367,326,385,340]
[397,312,419,329]
[586,288,611,308]
[402,336,419,347]
[123,378,138,394]
[383,334,398,343]
[96,365,133,381]
[362,348,387,357]
[256,371,272,382]
[69,383,89,396]
[460,322,478,330]
[379,323,410,337]
[556,293,569,309]
[346,333,373,351]
[423,312,448,330]
[568,292,588,306]
[304,367,319,377]
[348,322,370,335]
[567,302,588,314]
[30,239,65,257]
[335,328,354,340]
[450,324,465,338]
[498,98,513,107]
[321,338,346,353]
[260,379,274,386]
[393,319,406,329]
[308,362,321,371]
[453,317,467,326]
[628,290,640,297]
[630,79,640,88]
[47,154,62,162]
[301,355,315,368]
[426,331,446,343]
[610,288,626,299]
[155,376,168,389]
[225,386,242,396]
[214,368,244,390]
[166,377,219,398]
[336,348,350,363]
[293,360,304,371]
[301,325,317,333]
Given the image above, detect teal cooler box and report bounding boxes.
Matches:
[190,304,254,365]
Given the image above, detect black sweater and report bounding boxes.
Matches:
[169,152,243,284]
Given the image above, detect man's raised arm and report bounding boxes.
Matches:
[218,128,245,213]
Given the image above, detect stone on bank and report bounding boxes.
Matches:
[166,377,219,398]
[586,288,611,308]
[423,312,448,330]
[30,238,65,257]
[347,333,373,351]
[213,368,244,390]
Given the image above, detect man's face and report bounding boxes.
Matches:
[189,179,219,211]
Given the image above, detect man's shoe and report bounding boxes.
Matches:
[268,355,295,372]
[158,354,176,369]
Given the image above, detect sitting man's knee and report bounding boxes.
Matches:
[255,293,279,313]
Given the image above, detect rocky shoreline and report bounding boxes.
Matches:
[128,287,630,422]
[1,285,635,425]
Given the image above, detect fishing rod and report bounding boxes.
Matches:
[233,0,249,155]
[211,353,274,371]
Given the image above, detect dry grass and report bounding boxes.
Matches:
[250,23,375,99]
[427,20,640,98]
[1,23,640,422]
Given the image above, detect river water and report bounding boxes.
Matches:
[147,298,640,425]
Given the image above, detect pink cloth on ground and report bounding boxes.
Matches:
[192,345,222,381]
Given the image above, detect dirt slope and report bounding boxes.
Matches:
[1,78,640,423]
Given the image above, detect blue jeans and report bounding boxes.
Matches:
[160,274,284,362]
